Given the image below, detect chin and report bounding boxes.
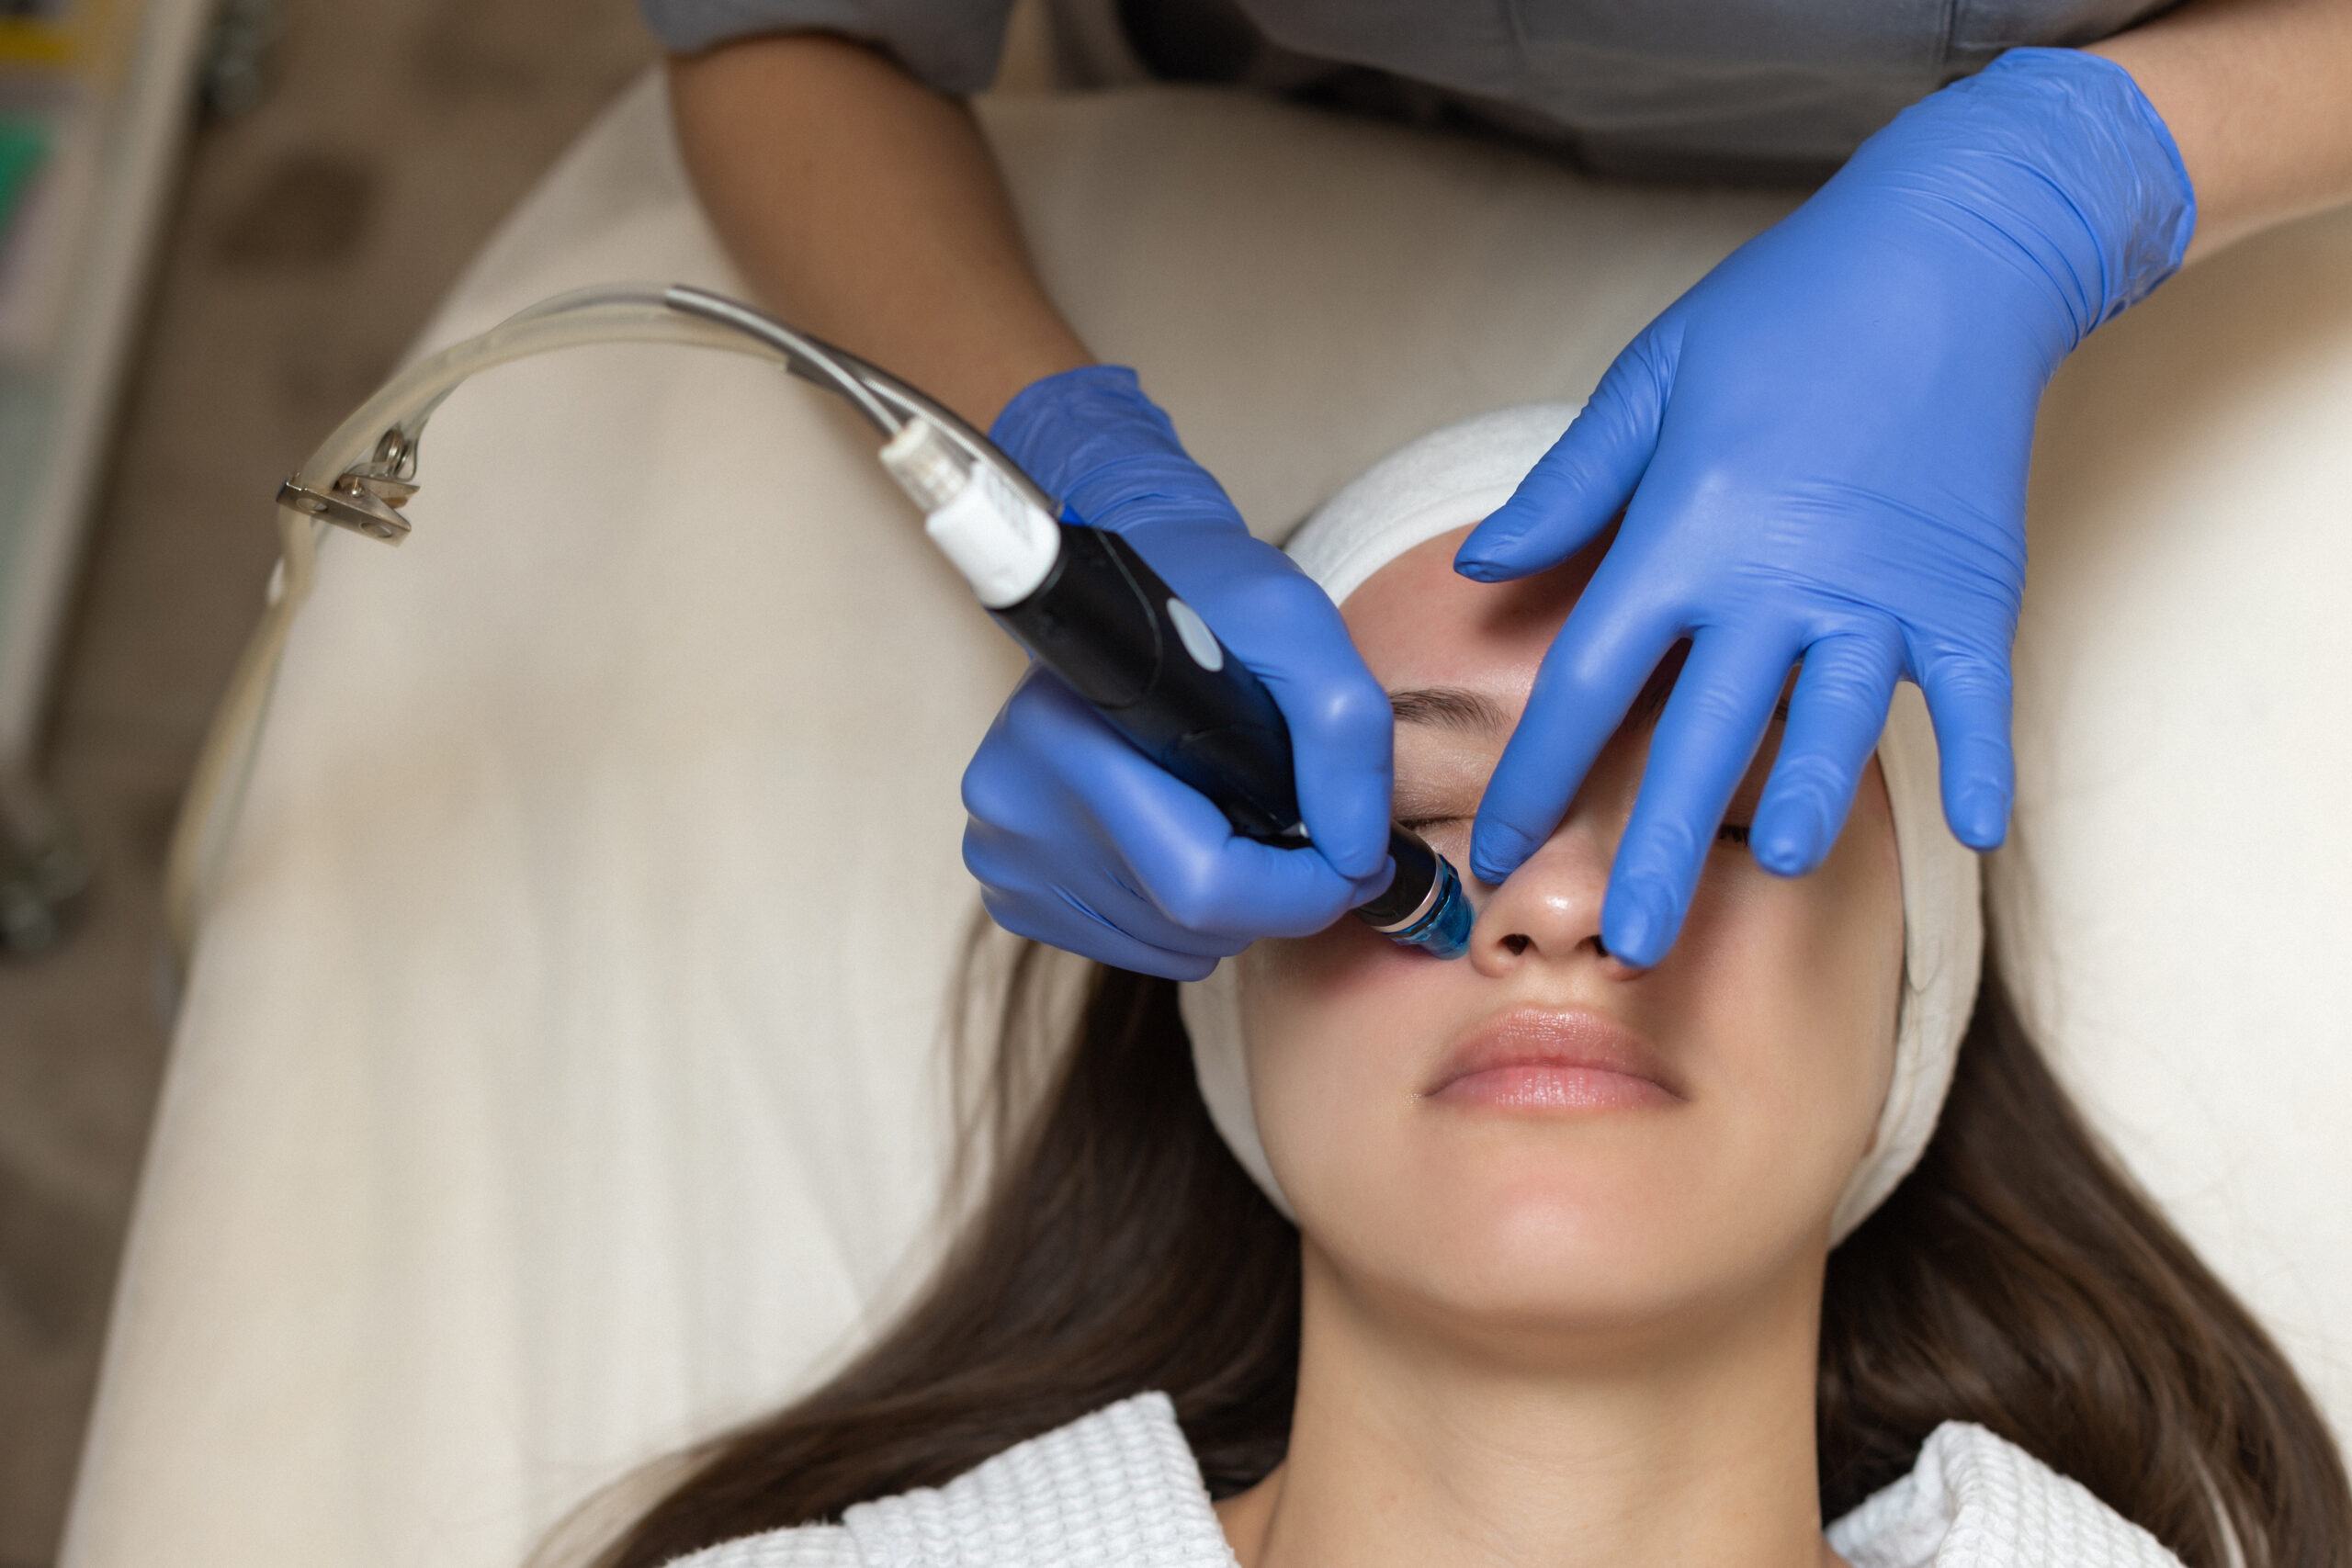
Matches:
[1312,1148,1828,1344]
[1454,1199,1716,1317]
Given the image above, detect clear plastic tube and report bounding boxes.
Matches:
[295,285,823,489]
[164,283,962,960]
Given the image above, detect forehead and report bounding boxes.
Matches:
[1335,524,1602,697]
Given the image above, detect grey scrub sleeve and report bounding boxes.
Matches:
[640,0,2178,175]
[639,0,1014,94]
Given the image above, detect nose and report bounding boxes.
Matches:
[1468,815,1622,977]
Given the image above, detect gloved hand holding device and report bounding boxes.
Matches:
[1454,47,2195,964]
[965,366,1396,980]
[966,47,2193,976]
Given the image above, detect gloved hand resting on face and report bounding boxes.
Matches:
[965,47,2193,976]
[966,366,1396,981]
[1451,47,2194,965]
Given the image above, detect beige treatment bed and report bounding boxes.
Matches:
[60,69,2352,1568]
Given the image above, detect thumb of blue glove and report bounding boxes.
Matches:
[1454,48,2194,967]
[961,365,1394,977]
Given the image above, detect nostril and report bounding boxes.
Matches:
[1593,931,1612,961]
[1501,933,1531,956]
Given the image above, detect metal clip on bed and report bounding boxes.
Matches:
[275,431,419,544]
[165,283,1051,964]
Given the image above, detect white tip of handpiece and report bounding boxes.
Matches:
[924,463,1058,608]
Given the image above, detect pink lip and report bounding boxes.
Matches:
[1427,1009,1680,1111]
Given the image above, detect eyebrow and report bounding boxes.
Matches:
[1390,686,1510,733]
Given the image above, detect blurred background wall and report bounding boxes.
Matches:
[0,2,656,1560]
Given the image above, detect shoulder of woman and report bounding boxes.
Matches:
[666,1392,1234,1568]
[1826,1421,2188,1568]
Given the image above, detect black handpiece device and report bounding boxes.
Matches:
[989,523,1473,958]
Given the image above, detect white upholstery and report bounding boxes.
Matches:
[1997,210,2352,1416]
[61,69,2352,1568]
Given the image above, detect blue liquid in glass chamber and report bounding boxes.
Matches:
[1389,853,1473,960]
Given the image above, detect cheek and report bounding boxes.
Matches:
[1239,924,1432,1106]
[1237,925,1469,1204]
[1667,788,1905,1201]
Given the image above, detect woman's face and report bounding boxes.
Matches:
[1239,527,1904,1340]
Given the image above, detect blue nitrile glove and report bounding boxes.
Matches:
[1453,48,2194,967]
[963,365,1395,979]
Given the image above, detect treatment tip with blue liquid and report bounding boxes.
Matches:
[1352,826,1474,960]
[1389,853,1475,959]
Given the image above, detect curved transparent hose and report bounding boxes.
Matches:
[164,283,1034,962]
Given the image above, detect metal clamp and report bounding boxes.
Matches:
[276,429,420,544]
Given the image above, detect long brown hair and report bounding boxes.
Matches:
[594,941,2350,1568]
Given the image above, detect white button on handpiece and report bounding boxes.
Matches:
[1166,597,1225,671]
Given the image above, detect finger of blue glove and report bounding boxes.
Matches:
[971,876,1222,980]
[1083,757,1393,938]
[966,809,1392,965]
[1454,333,1675,582]
[1601,629,1796,967]
[1913,648,2014,851]
[963,793,1388,971]
[958,786,1257,963]
[1749,628,1905,875]
[965,673,1384,941]
[1468,557,1685,886]
[1191,560,1396,883]
[962,798,1352,976]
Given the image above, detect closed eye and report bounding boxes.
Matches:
[1401,818,1748,842]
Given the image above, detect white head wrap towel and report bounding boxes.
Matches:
[1179,404,1984,1245]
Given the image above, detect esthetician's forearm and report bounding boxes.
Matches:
[668,32,1091,427]
[2091,0,2352,261]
